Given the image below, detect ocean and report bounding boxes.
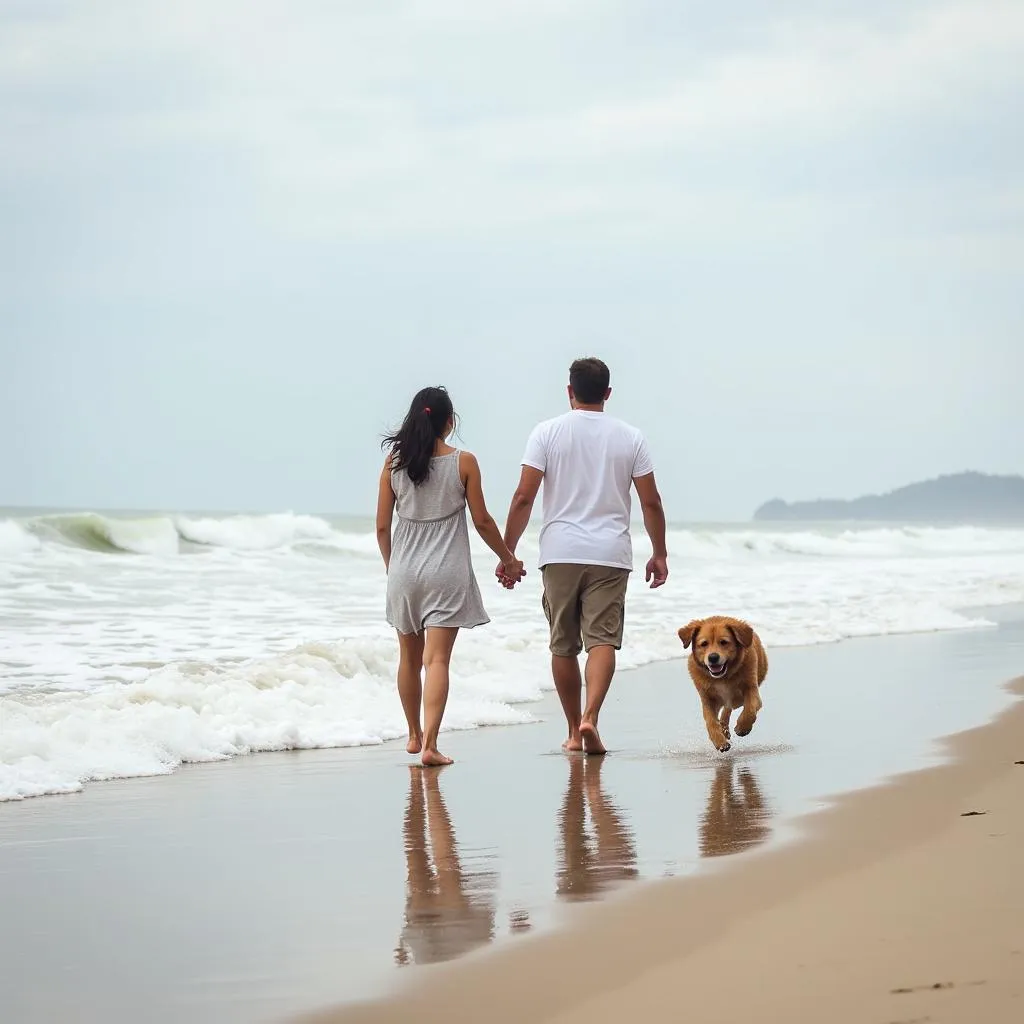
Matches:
[2,509,1023,803]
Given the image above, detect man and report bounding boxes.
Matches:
[499,357,668,755]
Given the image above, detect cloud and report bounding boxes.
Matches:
[1,0,1020,301]
[73,0,1017,249]
[5,2,1021,187]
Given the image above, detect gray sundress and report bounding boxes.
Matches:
[386,451,490,635]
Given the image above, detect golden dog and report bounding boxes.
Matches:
[678,616,768,752]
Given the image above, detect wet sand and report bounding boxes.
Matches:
[306,675,1024,1024]
[1,612,1022,1023]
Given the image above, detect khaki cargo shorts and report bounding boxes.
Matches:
[540,563,630,657]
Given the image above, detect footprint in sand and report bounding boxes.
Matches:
[890,979,987,996]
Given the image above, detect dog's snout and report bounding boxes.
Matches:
[707,652,721,665]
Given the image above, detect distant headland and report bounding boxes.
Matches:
[753,471,1024,523]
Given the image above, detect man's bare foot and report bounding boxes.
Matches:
[406,734,423,754]
[421,748,454,767]
[579,721,606,755]
[562,731,584,753]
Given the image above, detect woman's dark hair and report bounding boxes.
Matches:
[382,386,456,485]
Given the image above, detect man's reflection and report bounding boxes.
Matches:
[556,755,638,902]
[394,766,496,966]
[698,760,772,859]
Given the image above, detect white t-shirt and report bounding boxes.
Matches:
[521,410,655,570]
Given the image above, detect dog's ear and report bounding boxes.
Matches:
[678,620,702,649]
[728,620,754,648]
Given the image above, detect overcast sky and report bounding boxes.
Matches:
[2,0,1021,521]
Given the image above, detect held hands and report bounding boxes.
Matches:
[495,557,526,590]
[645,554,669,589]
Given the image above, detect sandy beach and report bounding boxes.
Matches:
[306,675,1024,1024]
[2,612,1022,1023]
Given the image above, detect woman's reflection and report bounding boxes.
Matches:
[556,756,638,902]
[394,766,497,966]
[698,760,772,859]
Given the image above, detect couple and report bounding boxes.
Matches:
[375,357,669,767]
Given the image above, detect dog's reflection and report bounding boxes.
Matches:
[698,760,772,859]
[556,756,638,902]
[394,766,497,966]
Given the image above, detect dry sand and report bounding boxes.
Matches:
[304,678,1024,1024]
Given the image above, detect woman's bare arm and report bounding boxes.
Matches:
[375,457,396,570]
[460,452,524,578]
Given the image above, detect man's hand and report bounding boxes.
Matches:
[495,559,526,589]
[645,555,668,588]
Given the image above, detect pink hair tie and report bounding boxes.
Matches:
[424,406,431,414]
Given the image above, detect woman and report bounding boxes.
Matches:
[376,386,525,766]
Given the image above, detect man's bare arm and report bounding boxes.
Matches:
[503,465,544,555]
[633,471,668,587]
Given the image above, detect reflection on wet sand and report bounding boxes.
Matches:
[699,760,773,859]
[557,756,639,902]
[394,766,497,966]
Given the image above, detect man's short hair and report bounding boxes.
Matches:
[569,357,610,405]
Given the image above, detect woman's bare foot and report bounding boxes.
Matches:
[421,748,454,767]
[579,721,606,755]
[406,733,423,754]
[561,731,584,753]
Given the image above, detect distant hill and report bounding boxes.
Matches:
[753,472,1024,523]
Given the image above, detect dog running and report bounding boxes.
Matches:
[678,616,768,752]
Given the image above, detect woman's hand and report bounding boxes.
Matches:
[496,557,526,589]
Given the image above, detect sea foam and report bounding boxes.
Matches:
[2,513,1023,801]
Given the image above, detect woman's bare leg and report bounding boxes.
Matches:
[396,630,425,753]
[422,627,459,766]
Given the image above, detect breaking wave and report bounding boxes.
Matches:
[4,512,1023,561]
[7,511,361,557]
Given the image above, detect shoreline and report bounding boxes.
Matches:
[302,675,1024,1024]
[4,606,1009,805]
[2,618,1021,1023]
